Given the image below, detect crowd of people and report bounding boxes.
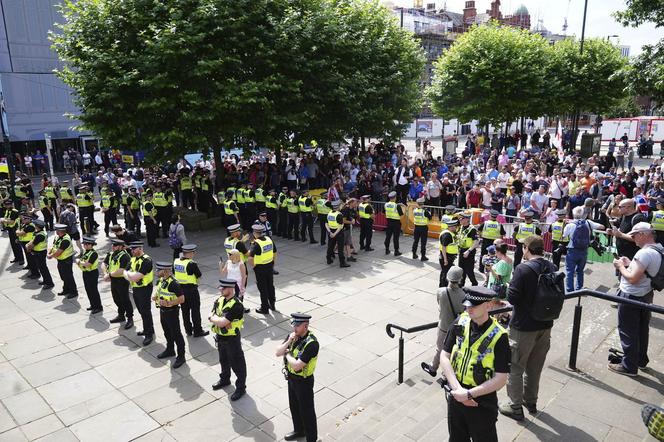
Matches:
[1,128,663,441]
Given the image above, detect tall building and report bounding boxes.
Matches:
[0,0,94,155]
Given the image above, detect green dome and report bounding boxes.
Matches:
[514,4,529,15]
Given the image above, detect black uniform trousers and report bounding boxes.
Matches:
[318,215,327,245]
[34,251,53,285]
[156,207,169,237]
[20,242,38,276]
[82,270,103,310]
[267,208,277,232]
[359,218,373,249]
[7,228,24,264]
[384,219,401,252]
[278,208,289,237]
[327,230,346,266]
[57,257,78,295]
[103,209,118,235]
[479,238,493,273]
[300,212,314,242]
[551,240,567,270]
[288,375,317,442]
[245,204,256,229]
[447,395,498,442]
[459,249,478,286]
[80,207,94,235]
[439,254,457,287]
[132,285,154,336]
[254,263,275,310]
[145,218,158,247]
[216,334,247,390]
[41,208,54,231]
[111,278,133,319]
[128,212,141,236]
[181,284,203,334]
[181,190,193,209]
[412,225,428,256]
[513,241,525,267]
[288,213,300,240]
[161,307,185,357]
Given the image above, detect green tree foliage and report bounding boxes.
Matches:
[614,0,664,27]
[52,0,423,162]
[427,23,552,128]
[605,94,642,118]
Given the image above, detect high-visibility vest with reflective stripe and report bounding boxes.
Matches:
[358,202,371,219]
[298,196,312,212]
[515,223,536,243]
[457,226,476,249]
[481,220,501,240]
[3,209,17,228]
[33,231,47,252]
[174,258,197,285]
[278,193,288,208]
[265,196,278,209]
[439,230,458,254]
[255,188,266,202]
[551,221,568,242]
[236,188,245,204]
[201,180,209,191]
[194,176,202,189]
[0,161,7,174]
[155,276,179,308]
[253,237,274,265]
[121,193,128,206]
[451,312,506,387]
[18,222,34,242]
[108,250,129,276]
[100,194,112,208]
[180,177,192,191]
[128,195,140,210]
[76,193,93,208]
[413,208,428,226]
[243,189,253,202]
[317,199,330,215]
[39,195,49,209]
[217,191,225,203]
[227,187,236,201]
[78,249,99,271]
[44,186,56,199]
[385,202,400,220]
[129,255,154,288]
[223,200,237,215]
[327,211,340,229]
[142,202,156,217]
[152,192,167,207]
[287,198,299,213]
[60,188,73,200]
[652,210,664,231]
[51,234,74,260]
[287,333,318,378]
[211,296,244,336]
[14,185,26,198]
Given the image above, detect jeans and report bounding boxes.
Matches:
[565,248,588,292]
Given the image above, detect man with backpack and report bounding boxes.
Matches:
[562,206,592,292]
[500,235,563,421]
[611,222,661,376]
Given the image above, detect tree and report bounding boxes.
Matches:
[427,23,553,129]
[549,38,630,116]
[614,0,664,28]
[605,94,642,119]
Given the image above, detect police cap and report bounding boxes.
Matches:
[127,241,144,249]
[228,224,241,233]
[331,200,341,208]
[522,211,534,218]
[218,278,236,289]
[462,286,497,307]
[556,209,567,216]
[2,200,12,206]
[388,191,397,199]
[54,223,68,231]
[82,237,96,245]
[155,261,172,271]
[446,218,459,227]
[489,209,499,217]
[658,197,664,206]
[111,239,125,246]
[182,244,197,253]
[33,219,45,228]
[290,312,311,325]
[361,195,371,200]
[252,224,265,233]
[258,212,267,217]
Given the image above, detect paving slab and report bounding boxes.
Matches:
[1,390,52,426]
[69,402,158,442]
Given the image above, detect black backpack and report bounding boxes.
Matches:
[644,244,664,291]
[524,259,565,321]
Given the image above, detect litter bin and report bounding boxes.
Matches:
[580,133,602,158]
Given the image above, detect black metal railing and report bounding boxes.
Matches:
[386,289,664,384]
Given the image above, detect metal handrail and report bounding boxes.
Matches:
[386,289,664,384]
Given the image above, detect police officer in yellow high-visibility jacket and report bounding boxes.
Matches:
[649,197,664,246]
[512,211,541,267]
[210,278,247,401]
[26,219,54,288]
[278,187,289,238]
[153,261,186,369]
[76,184,95,235]
[549,209,569,269]
[477,210,505,273]
[249,224,277,314]
[17,212,38,278]
[265,189,279,232]
[325,200,349,267]
[48,224,78,298]
[439,219,459,287]
[76,237,103,314]
[174,244,208,337]
[298,189,315,243]
[440,286,510,442]
[1,199,23,265]
[286,189,300,240]
[316,197,332,246]
[276,313,320,442]
[358,195,374,251]
[412,197,432,261]
[384,191,405,256]
[457,212,480,286]
[142,191,159,247]
[124,242,155,346]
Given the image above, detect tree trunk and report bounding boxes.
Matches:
[360,132,366,152]
[212,143,224,189]
[274,144,281,166]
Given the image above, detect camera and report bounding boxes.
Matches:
[608,347,623,364]
[590,237,606,255]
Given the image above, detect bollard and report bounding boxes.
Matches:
[398,334,404,384]
[567,302,583,371]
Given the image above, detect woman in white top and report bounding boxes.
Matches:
[219,249,248,311]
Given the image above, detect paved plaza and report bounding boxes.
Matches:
[0,211,662,441]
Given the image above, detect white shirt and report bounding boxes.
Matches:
[497,172,510,189]
[82,153,91,165]
[395,166,410,186]
[531,193,549,213]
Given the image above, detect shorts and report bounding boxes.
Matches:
[343,229,352,246]
[70,231,81,241]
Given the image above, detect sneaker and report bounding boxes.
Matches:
[499,403,524,421]
[420,362,436,377]
[642,403,664,441]
[608,363,637,377]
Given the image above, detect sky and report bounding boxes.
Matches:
[385,0,663,55]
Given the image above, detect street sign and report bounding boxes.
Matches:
[44,133,55,178]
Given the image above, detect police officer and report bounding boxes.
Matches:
[153,261,186,368]
[199,170,212,213]
[59,181,74,210]
[358,195,374,251]
[223,190,241,234]
[550,209,569,269]
[326,200,349,268]
[298,189,315,243]
[102,239,134,329]
[224,224,249,263]
[276,313,319,442]
[513,211,541,267]
[1,199,24,265]
[26,219,54,289]
[48,224,78,299]
[412,197,432,261]
[179,169,193,209]
[649,197,664,245]
[314,196,330,247]
[255,185,266,215]
[440,286,510,442]
[124,241,154,346]
[384,191,405,256]
[236,183,247,230]
[76,184,95,235]
[43,180,58,224]
[278,186,289,237]
[174,244,208,337]
[255,212,273,237]
[249,224,277,314]
[17,212,38,278]
[100,184,119,237]
[457,212,480,286]
[126,187,142,235]
[152,183,169,238]
[38,189,54,232]
[439,218,459,288]
[243,183,256,229]
[477,210,505,273]
[286,189,300,240]
[143,191,159,247]
[210,278,247,401]
[76,237,103,314]
[265,189,278,231]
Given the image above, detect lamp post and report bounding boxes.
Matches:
[571,0,589,151]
